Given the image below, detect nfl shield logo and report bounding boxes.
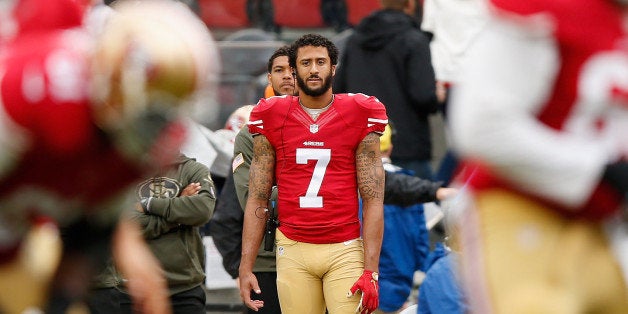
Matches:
[310,124,319,133]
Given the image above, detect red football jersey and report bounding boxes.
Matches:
[249,93,388,243]
[452,0,628,219]
[0,28,143,260]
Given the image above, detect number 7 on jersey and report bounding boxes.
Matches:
[296,148,331,208]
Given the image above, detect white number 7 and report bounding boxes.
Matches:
[296,148,330,208]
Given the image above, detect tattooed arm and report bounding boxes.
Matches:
[356,132,385,273]
[239,134,276,311]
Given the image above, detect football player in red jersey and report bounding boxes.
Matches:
[239,34,387,314]
[0,0,218,312]
[449,0,628,313]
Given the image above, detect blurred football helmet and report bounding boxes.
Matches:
[91,0,220,131]
[90,0,220,164]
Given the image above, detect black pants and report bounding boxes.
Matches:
[88,285,206,314]
[87,288,122,314]
[249,272,281,314]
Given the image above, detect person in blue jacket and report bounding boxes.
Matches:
[360,124,456,313]
[417,241,467,314]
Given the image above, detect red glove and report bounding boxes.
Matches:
[348,270,379,314]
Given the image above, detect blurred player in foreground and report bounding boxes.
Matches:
[0,0,219,312]
[449,0,628,313]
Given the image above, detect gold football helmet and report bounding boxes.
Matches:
[91,0,220,130]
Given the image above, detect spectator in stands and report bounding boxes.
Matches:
[417,242,466,314]
[334,0,440,180]
[89,153,216,314]
[321,0,350,32]
[417,191,466,314]
[246,0,278,33]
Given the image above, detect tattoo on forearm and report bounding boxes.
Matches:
[250,135,275,200]
[356,133,384,200]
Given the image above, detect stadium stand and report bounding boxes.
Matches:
[272,0,325,28]
[198,0,249,29]
[346,0,381,26]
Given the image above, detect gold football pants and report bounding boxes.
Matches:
[275,229,364,314]
[458,189,628,314]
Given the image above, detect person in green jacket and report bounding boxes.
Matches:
[210,44,295,314]
[88,154,216,314]
[232,44,295,314]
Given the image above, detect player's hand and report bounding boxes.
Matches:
[348,270,379,314]
[239,271,264,311]
[181,182,201,196]
[436,187,458,201]
[114,219,171,314]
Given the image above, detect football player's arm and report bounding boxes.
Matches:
[239,134,275,311]
[356,132,385,273]
[384,171,444,206]
[448,16,605,208]
[113,218,170,314]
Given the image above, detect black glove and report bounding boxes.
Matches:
[602,161,628,199]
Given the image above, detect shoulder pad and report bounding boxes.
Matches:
[248,95,294,135]
[334,93,387,133]
[337,92,384,110]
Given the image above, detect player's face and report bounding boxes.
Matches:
[267,55,295,96]
[294,46,335,97]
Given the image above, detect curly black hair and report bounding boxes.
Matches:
[288,33,339,69]
[267,45,292,74]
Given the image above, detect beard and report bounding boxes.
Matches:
[296,72,333,97]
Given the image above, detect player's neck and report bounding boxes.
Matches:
[299,90,334,109]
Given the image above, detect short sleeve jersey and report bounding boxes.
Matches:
[248,93,387,243]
